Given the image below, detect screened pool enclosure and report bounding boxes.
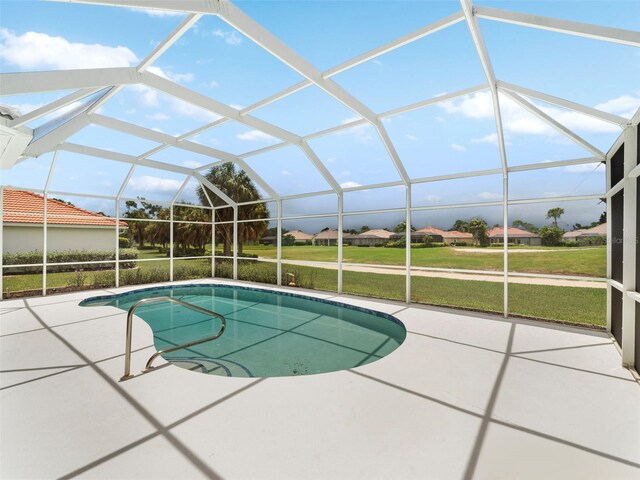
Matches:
[1,1,639,370]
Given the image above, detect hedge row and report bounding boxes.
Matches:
[3,249,139,274]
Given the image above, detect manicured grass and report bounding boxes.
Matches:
[244,244,606,277]
[3,250,605,327]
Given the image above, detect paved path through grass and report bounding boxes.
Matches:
[257,258,605,289]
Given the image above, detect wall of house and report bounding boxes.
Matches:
[3,225,115,254]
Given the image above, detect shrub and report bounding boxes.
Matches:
[91,270,116,287]
[356,244,370,247]
[385,239,406,248]
[453,241,468,246]
[118,237,130,248]
[119,266,169,286]
[3,249,138,274]
[561,241,580,247]
[174,262,211,281]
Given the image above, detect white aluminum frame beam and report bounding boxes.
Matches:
[88,114,279,199]
[500,89,605,159]
[143,71,341,193]
[47,0,219,15]
[498,81,628,127]
[9,87,103,128]
[475,5,640,48]
[0,67,136,95]
[218,1,410,185]
[24,114,91,156]
[461,0,509,318]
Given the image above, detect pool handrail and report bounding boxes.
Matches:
[121,296,226,381]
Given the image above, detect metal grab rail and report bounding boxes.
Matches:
[121,296,226,381]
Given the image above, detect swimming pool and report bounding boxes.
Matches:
[81,284,406,378]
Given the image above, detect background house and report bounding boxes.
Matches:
[349,229,394,246]
[416,226,473,245]
[487,226,542,246]
[312,229,339,246]
[2,189,124,254]
[563,223,607,244]
[260,229,315,246]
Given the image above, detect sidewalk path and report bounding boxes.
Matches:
[259,258,605,289]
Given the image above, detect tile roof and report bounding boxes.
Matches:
[563,223,607,238]
[487,226,540,238]
[2,189,124,227]
[416,226,473,239]
[359,229,394,239]
[314,228,339,239]
[287,229,315,240]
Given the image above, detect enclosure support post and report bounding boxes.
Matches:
[211,210,215,278]
[277,200,282,286]
[338,192,343,294]
[169,206,174,282]
[503,174,509,318]
[115,200,120,288]
[233,206,238,280]
[622,124,637,367]
[0,187,4,300]
[405,185,411,304]
[606,153,613,332]
[42,150,57,297]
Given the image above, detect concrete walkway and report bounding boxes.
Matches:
[262,258,606,289]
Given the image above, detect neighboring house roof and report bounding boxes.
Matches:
[286,229,315,240]
[360,229,394,239]
[417,226,473,239]
[314,229,339,240]
[487,226,540,238]
[2,189,125,227]
[563,223,607,239]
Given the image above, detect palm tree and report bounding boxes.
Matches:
[197,164,270,256]
[546,207,565,227]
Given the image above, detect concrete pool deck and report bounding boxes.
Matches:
[1,279,639,479]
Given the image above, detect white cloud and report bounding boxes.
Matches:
[237,130,276,142]
[146,112,170,121]
[183,160,204,169]
[338,117,374,144]
[471,133,498,145]
[127,7,185,17]
[423,194,441,202]
[124,108,136,115]
[169,97,219,122]
[435,116,445,123]
[372,59,383,66]
[440,90,494,120]
[595,94,640,119]
[281,170,292,176]
[563,163,603,174]
[340,181,362,189]
[212,29,243,46]
[440,90,622,138]
[128,176,183,193]
[451,143,466,152]
[146,66,193,84]
[405,134,418,141]
[339,170,351,177]
[207,80,219,88]
[477,192,501,200]
[0,28,138,70]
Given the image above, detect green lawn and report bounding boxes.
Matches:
[243,244,606,277]
[3,247,605,327]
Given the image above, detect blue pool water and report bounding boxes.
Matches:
[81,284,406,378]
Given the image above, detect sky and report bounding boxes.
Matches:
[1,0,638,232]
